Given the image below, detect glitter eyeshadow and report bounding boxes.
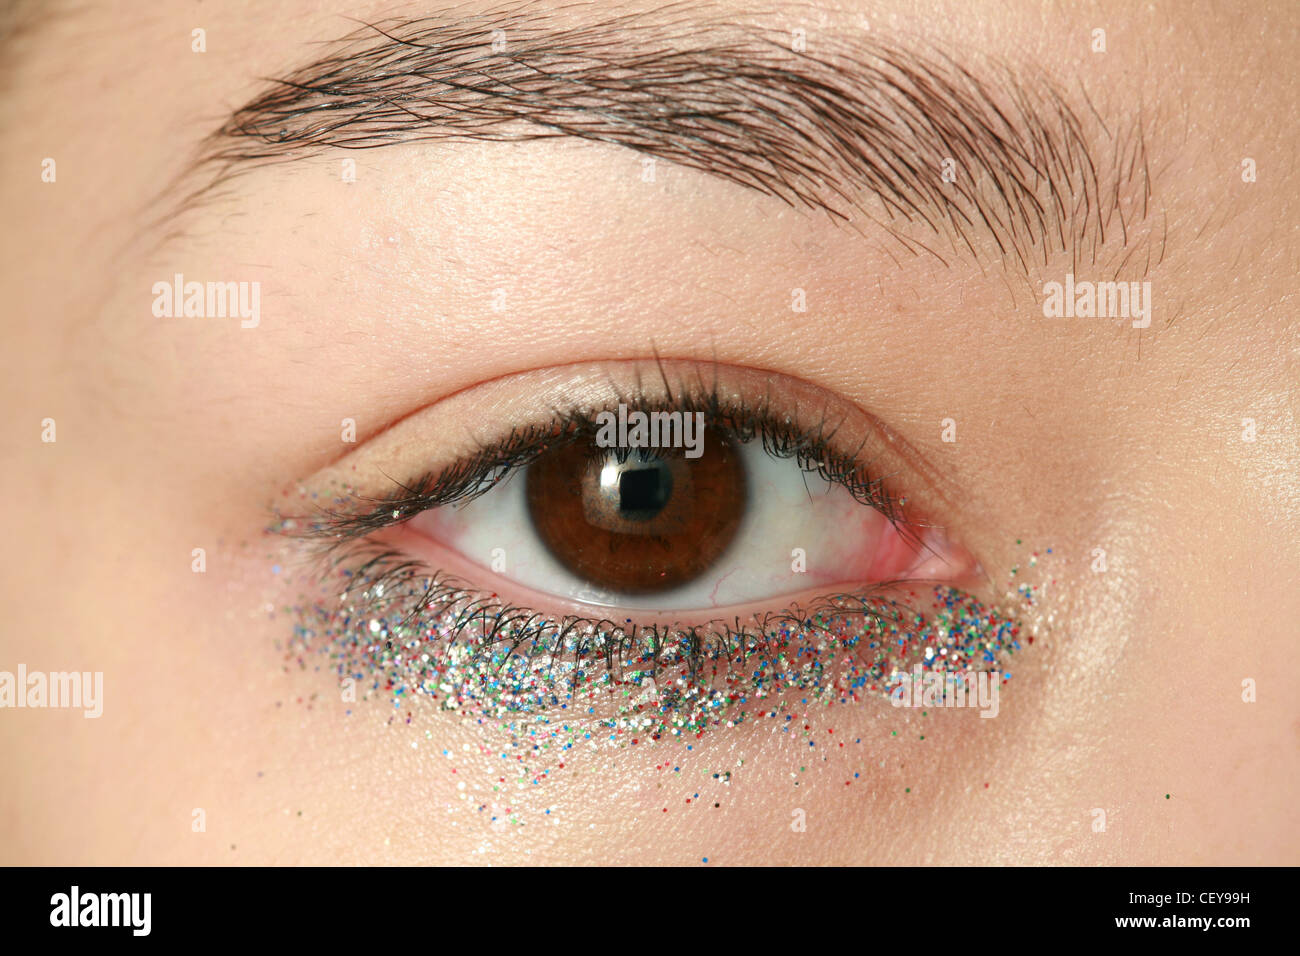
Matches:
[274,524,1037,743]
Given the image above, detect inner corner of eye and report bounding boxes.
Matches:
[383,415,975,617]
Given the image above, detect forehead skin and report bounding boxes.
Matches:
[0,0,1296,864]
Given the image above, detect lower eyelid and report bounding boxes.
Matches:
[283,537,1028,736]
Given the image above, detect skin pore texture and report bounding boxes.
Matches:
[1,0,1297,865]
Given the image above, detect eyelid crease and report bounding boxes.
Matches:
[291,358,916,481]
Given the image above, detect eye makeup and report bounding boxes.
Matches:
[277,543,1033,740]
[271,368,1040,746]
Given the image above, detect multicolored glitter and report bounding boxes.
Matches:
[275,535,1037,741]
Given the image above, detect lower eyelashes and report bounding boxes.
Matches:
[275,546,1033,740]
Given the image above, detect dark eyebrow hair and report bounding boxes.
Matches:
[176,3,1156,274]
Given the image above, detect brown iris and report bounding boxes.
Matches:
[525,431,745,594]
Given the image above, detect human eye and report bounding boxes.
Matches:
[275,360,1030,737]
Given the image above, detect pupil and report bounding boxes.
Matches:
[613,456,673,520]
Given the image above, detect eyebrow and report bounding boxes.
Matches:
[180,4,1155,274]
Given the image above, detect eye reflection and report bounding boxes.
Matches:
[526,432,746,594]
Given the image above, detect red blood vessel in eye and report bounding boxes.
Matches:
[525,432,745,594]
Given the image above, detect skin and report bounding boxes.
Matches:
[1,0,1296,865]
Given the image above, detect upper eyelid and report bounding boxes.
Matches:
[273,359,966,548]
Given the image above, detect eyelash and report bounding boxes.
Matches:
[296,384,911,549]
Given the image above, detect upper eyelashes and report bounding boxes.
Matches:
[296,382,910,553]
